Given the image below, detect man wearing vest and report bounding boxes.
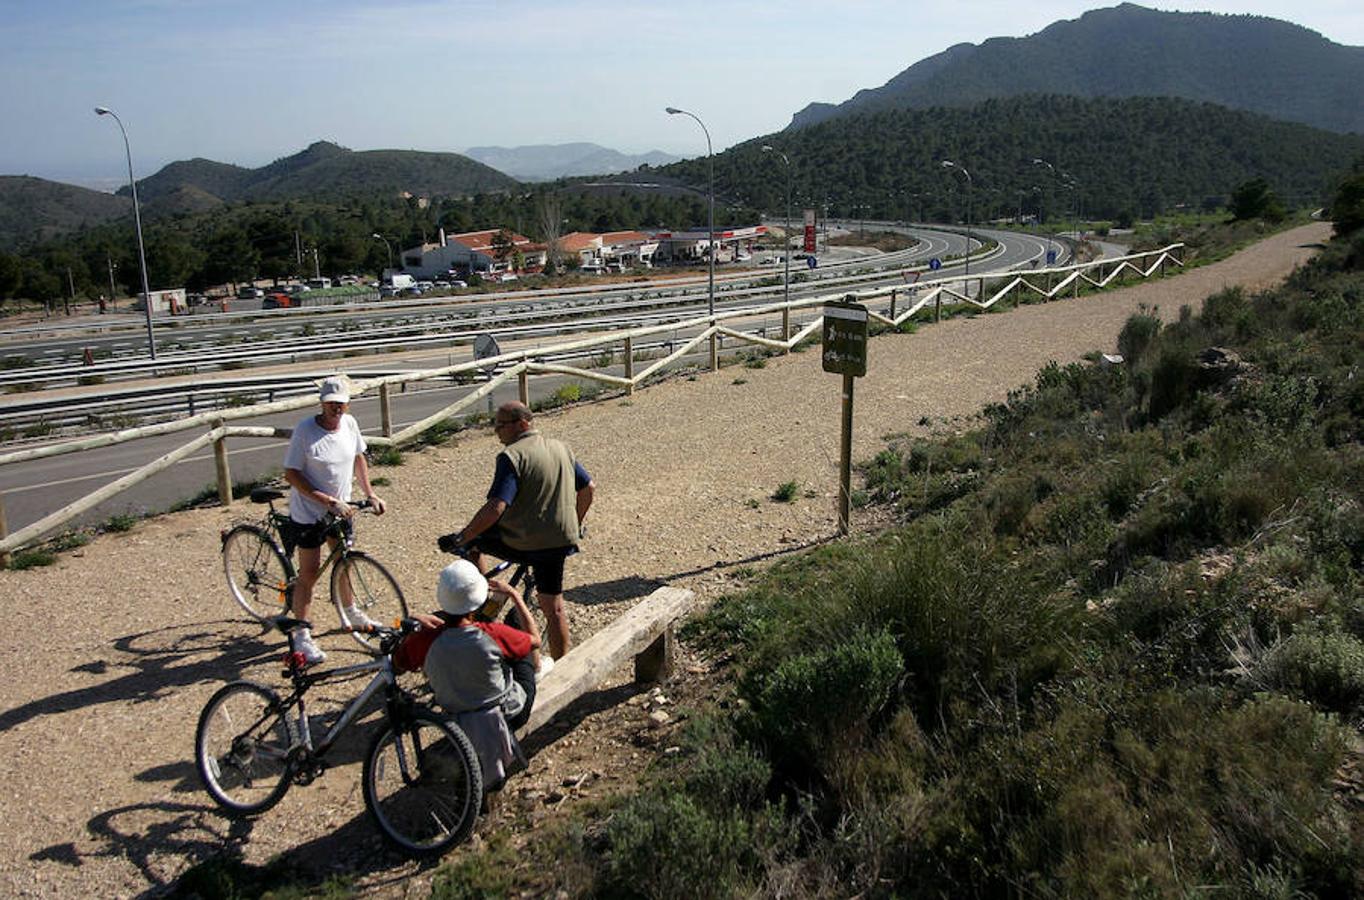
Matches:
[438,401,594,660]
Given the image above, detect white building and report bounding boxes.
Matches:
[400,228,547,278]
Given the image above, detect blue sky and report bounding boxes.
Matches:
[3,0,1361,189]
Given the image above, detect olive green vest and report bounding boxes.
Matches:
[497,430,579,550]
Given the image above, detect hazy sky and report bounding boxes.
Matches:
[3,0,1361,189]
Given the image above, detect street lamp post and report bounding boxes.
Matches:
[94,106,156,359]
[665,106,714,318]
[941,160,973,284]
[761,145,792,309]
[371,233,394,272]
[1034,158,1078,262]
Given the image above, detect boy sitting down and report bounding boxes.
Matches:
[394,560,541,788]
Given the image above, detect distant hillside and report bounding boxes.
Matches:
[464,143,680,181]
[126,141,520,208]
[790,4,1364,135]
[667,95,1364,222]
[0,176,128,250]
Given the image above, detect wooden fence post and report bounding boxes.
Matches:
[709,327,718,371]
[782,307,791,353]
[379,383,393,437]
[0,494,10,569]
[212,420,232,507]
[518,368,529,406]
[935,293,942,323]
[889,289,897,321]
[624,336,635,395]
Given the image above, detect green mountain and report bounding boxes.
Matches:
[0,176,129,250]
[668,95,1364,223]
[125,141,521,207]
[790,4,1364,135]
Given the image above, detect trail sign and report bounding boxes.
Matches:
[822,301,868,377]
[929,257,942,271]
[823,299,870,536]
[806,255,817,269]
[474,333,501,363]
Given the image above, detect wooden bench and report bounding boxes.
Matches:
[519,585,695,736]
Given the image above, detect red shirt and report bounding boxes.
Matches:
[393,620,532,673]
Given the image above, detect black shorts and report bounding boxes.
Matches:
[290,517,352,551]
[471,528,576,595]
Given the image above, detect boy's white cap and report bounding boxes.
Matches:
[437,560,489,616]
[318,375,351,404]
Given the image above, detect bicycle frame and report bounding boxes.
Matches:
[289,657,393,756]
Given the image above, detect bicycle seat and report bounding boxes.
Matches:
[250,487,286,504]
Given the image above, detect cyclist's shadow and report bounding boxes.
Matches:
[0,619,281,735]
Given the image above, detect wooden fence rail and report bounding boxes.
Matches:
[0,244,1182,557]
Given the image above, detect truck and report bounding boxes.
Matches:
[383,273,416,290]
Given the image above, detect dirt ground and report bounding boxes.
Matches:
[0,223,1331,898]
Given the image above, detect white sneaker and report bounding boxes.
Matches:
[342,605,380,630]
[536,655,555,682]
[292,629,326,665]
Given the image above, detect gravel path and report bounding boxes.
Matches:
[0,222,1330,897]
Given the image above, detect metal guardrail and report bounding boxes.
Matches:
[0,243,1182,560]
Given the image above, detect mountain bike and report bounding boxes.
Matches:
[221,487,407,651]
[195,616,483,858]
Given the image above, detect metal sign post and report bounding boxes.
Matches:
[474,332,502,416]
[823,300,869,535]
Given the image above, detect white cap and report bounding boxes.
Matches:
[436,560,489,616]
[318,375,351,404]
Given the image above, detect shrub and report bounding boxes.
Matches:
[748,629,903,776]
[1116,306,1161,364]
[104,513,137,533]
[369,445,403,466]
[49,530,91,552]
[8,549,56,570]
[1258,620,1364,715]
[771,480,799,502]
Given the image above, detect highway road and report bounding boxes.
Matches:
[0,225,1060,540]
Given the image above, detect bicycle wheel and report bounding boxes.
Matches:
[362,709,482,857]
[222,524,292,621]
[195,681,294,815]
[332,552,408,651]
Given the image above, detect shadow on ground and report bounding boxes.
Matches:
[0,620,280,734]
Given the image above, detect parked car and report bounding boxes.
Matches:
[237,286,264,300]
[416,280,434,291]
[285,284,310,296]
[450,280,468,289]
[498,273,518,282]
[262,292,292,309]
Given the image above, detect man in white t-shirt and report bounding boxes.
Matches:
[283,375,386,663]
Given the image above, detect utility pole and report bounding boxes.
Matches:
[107,256,118,309]
[65,267,74,315]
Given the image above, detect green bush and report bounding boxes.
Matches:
[369,445,403,466]
[771,480,799,502]
[104,513,137,533]
[8,549,56,570]
[748,629,903,775]
[1258,620,1364,715]
[49,530,91,551]
[1116,306,1162,364]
